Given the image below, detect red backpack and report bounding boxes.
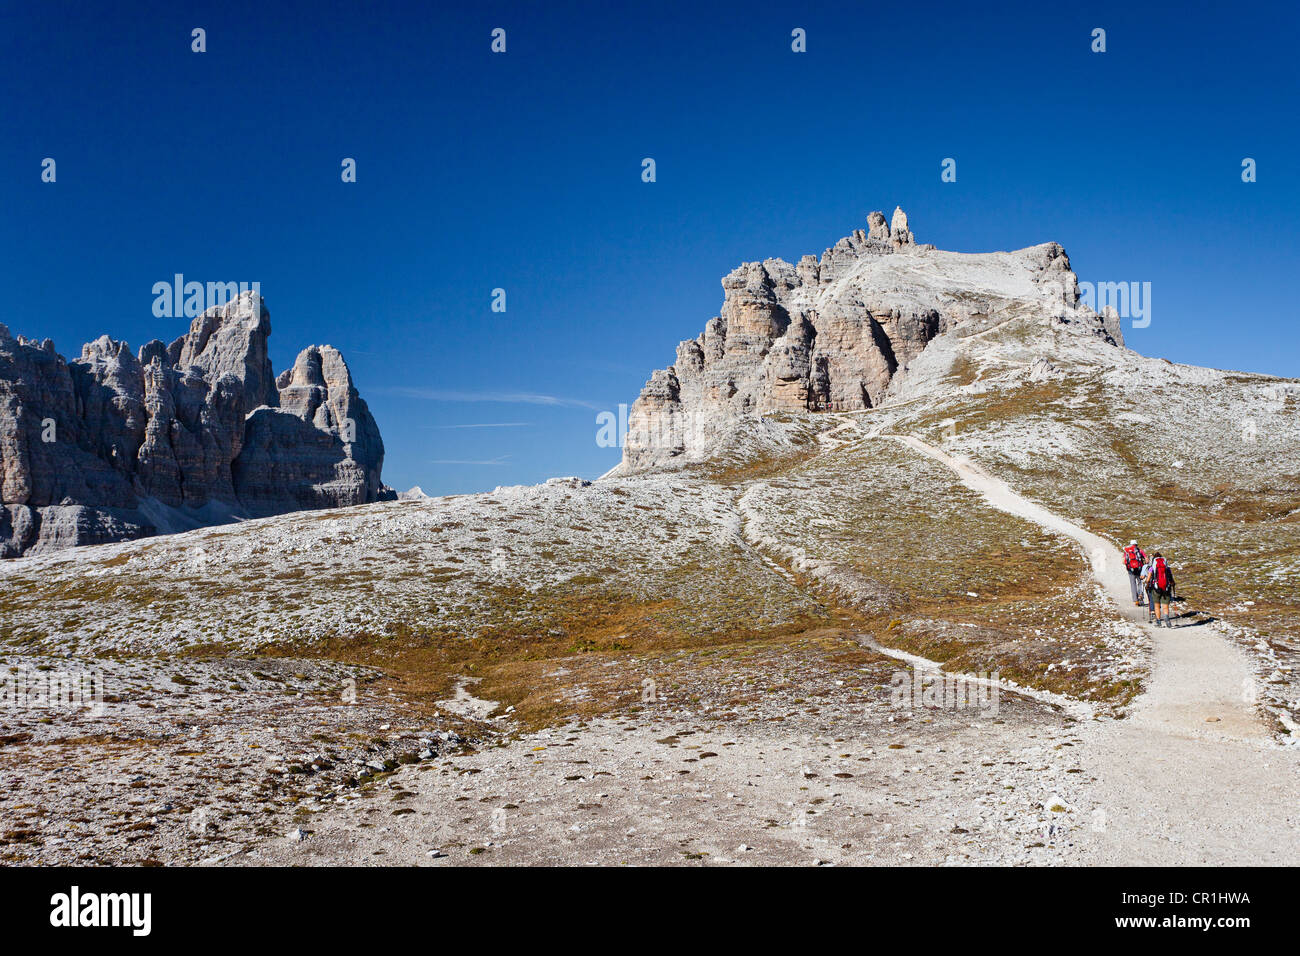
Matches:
[1124,545,1144,571]
[1153,557,1170,591]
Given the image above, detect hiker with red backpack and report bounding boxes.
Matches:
[1123,539,1147,606]
[1147,552,1177,627]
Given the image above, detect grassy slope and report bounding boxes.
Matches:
[0,475,886,730]
[898,366,1300,646]
[883,318,1300,730]
[740,432,1145,705]
[25,316,1290,727]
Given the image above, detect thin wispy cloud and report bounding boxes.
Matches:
[381,387,603,410]
[421,422,532,430]
[430,455,513,466]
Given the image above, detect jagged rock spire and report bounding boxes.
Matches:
[890,206,914,246]
[866,211,889,241]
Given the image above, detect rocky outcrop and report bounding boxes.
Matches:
[0,292,393,556]
[236,345,388,516]
[619,208,1123,472]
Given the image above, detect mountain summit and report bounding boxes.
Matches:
[616,209,1124,473]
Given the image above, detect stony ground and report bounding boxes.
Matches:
[3,304,1298,866]
[240,690,1097,867]
[0,652,485,864]
[5,625,1105,866]
[0,477,826,657]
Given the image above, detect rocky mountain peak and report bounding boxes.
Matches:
[615,210,1124,474]
[0,295,393,556]
[171,291,278,416]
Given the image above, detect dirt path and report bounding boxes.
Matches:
[889,433,1300,864]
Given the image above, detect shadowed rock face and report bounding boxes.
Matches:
[0,292,393,556]
[619,208,1123,472]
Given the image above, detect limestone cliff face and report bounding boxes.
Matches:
[0,292,393,556]
[236,344,387,516]
[620,208,1122,472]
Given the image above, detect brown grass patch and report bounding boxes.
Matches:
[258,585,872,730]
[703,445,820,485]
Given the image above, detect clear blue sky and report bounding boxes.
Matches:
[3,0,1296,495]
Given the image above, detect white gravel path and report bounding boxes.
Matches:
[890,433,1300,864]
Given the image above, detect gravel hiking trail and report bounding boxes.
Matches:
[890,433,1300,864]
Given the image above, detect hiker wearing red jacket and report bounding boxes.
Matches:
[1148,552,1176,627]
[1123,540,1147,606]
